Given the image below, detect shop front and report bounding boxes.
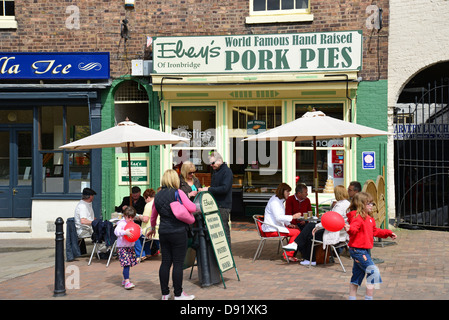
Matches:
[0,52,109,238]
[151,31,365,217]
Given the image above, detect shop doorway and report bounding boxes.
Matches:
[0,127,33,218]
[394,63,449,229]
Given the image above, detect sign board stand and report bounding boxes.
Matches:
[195,191,240,289]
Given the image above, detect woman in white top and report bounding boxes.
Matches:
[263,183,302,262]
[313,185,350,245]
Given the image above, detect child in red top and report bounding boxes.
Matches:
[344,192,396,300]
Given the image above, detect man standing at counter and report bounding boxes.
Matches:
[201,151,233,247]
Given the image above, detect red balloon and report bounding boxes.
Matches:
[321,211,345,232]
[124,221,141,242]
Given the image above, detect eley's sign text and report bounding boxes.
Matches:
[153,30,362,74]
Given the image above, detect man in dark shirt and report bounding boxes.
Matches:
[201,151,233,247]
[117,186,146,215]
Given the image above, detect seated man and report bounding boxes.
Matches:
[285,183,312,230]
[74,188,97,239]
[116,186,146,224]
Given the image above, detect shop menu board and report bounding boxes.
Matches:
[197,192,239,286]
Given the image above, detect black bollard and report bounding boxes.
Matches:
[53,217,66,297]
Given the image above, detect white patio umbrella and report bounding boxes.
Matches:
[243,110,392,214]
[60,118,189,205]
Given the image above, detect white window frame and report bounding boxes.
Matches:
[246,0,313,24]
[0,0,18,29]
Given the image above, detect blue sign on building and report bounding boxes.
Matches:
[0,52,110,79]
[362,151,376,170]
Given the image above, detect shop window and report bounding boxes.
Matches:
[232,104,281,130]
[0,0,17,29]
[229,101,283,195]
[230,138,282,192]
[247,0,313,24]
[294,104,345,193]
[171,106,216,184]
[114,80,150,153]
[39,106,91,194]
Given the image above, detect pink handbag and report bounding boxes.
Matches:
[170,190,195,224]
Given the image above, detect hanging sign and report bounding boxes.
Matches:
[153,30,362,74]
[0,52,110,79]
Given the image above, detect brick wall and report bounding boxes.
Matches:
[1,0,388,80]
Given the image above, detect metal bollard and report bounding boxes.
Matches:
[53,217,66,297]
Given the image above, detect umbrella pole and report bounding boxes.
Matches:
[313,137,319,216]
[127,142,133,207]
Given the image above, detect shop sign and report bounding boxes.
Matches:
[247,120,266,135]
[119,158,149,185]
[199,192,236,274]
[153,30,362,74]
[394,123,449,140]
[0,52,110,79]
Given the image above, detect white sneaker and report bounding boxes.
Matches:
[283,242,298,251]
[161,294,171,300]
[174,291,195,300]
[300,260,316,266]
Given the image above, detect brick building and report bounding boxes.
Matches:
[0,0,389,237]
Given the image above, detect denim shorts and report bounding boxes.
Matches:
[349,247,382,287]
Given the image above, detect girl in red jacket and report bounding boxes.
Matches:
[344,192,396,300]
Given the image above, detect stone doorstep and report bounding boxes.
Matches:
[0,219,32,233]
[0,226,32,232]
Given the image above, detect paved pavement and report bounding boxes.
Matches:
[1,222,449,304]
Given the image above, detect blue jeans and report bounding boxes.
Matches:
[134,235,160,257]
[349,247,382,287]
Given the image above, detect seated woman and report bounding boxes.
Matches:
[263,183,302,262]
[312,185,350,250]
[179,161,202,201]
[135,188,159,261]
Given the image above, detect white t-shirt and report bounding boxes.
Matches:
[74,199,95,238]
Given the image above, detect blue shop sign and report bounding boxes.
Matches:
[0,52,110,79]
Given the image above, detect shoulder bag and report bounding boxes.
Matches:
[170,190,195,224]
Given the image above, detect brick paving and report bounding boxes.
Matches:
[1,223,449,301]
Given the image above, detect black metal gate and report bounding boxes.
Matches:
[394,79,449,229]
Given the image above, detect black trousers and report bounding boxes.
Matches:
[294,222,324,262]
[159,231,188,297]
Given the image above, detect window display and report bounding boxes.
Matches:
[171,106,216,177]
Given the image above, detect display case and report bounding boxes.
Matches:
[242,168,282,215]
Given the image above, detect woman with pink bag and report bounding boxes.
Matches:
[149,169,197,300]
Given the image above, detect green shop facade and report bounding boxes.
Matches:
[100,30,389,221]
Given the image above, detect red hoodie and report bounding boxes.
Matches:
[347,212,393,249]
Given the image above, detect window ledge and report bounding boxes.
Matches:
[0,17,18,29]
[246,13,313,24]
